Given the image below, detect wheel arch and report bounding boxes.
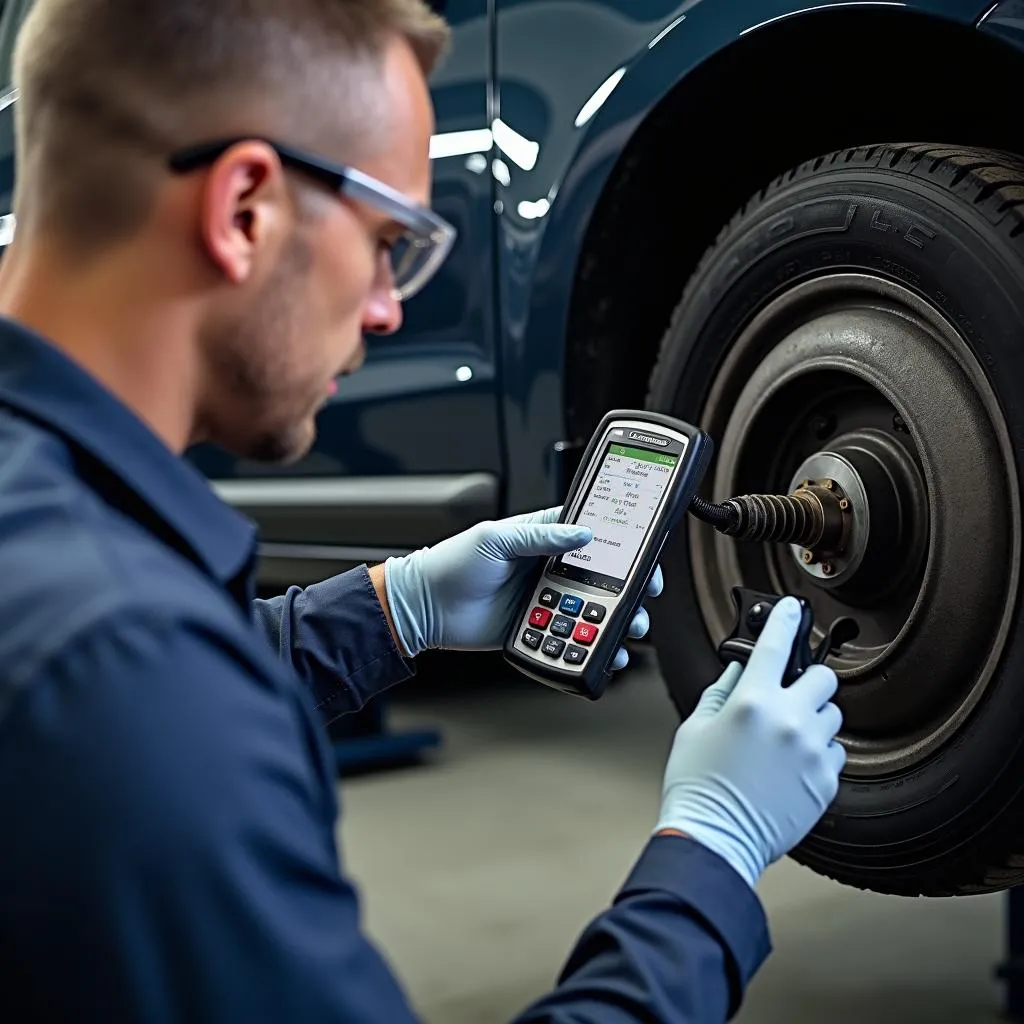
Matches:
[556,5,1024,457]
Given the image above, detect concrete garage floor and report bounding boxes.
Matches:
[338,648,1007,1023]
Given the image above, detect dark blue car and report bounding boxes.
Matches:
[3,0,1024,898]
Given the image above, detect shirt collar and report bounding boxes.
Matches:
[0,316,256,584]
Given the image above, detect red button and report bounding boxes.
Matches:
[573,622,598,645]
[529,607,553,628]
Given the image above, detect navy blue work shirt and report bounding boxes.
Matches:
[0,317,771,1023]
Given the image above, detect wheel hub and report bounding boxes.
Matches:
[689,273,1020,776]
[787,430,927,603]
[787,460,860,583]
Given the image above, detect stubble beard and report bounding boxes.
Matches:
[201,233,319,465]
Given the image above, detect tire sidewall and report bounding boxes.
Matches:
[648,161,1024,873]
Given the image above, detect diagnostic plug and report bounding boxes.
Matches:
[689,478,851,567]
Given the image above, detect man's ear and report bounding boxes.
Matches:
[198,142,289,284]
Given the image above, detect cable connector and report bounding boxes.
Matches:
[689,481,848,553]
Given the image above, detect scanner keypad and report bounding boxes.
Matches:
[523,588,604,666]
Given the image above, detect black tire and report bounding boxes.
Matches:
[646,143,1024,896]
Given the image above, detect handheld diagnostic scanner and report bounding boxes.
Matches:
[503,410,713,699]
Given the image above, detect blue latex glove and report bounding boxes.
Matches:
[654,596,846,889]
[383,506,663,668]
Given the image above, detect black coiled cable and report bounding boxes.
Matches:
[688,495,740,532]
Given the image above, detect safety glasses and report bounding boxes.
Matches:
[168,137,456,301]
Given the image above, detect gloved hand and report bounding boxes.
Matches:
[383,506,663,668]
[654,596,846,889]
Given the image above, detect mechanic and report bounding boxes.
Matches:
[0,1,845,1021]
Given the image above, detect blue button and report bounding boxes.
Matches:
[559,594,583,616]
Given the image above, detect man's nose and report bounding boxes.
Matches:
[363,286,403,336]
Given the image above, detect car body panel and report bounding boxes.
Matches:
[491,0,998,513]
[979,0,1024,50]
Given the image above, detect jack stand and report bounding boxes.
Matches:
[997,886,1024,1020]
[329,697,443,777]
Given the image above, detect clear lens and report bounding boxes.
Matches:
[389,224,456,301]
[337,164,457,300]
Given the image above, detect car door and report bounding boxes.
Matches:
[0,0,25,236]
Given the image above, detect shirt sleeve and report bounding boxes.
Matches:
[0,609,770,1024]
[510,836,772,1023]
[0,609,424,1024]
[251,564,414,720]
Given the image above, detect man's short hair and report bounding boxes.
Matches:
[11,0,450,254]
